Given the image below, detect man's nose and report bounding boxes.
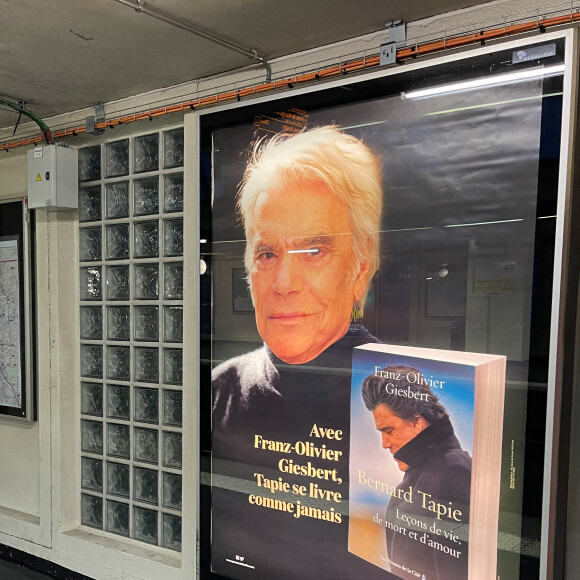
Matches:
[381,433,392,449]
[272,253,302,294]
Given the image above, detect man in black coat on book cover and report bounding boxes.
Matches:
[362,366,472,580]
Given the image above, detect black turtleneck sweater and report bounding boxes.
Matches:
[211,325,391,580]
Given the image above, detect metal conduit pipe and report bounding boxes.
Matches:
[112,0,272,82]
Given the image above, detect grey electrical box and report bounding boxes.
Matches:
[27,145,78,210]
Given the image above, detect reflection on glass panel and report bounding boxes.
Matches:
[134,466,158,505]
[106,266,130,300]
[107,462,130,497]
[162,431,182,468]
[135,347,159,383]
[134,427,158,464]
[80,306,103,340]
[162,513,182,551]
[107,306,130,341]
[81,494,103,529]
[105,224,130,261]
[80,267,102,301]
[163,306,183,342]
[81,419,103,454]
[134,177,159,216]
[163,390,182,426]
[163,262,183,300]
[79,227,102,262]
[134,221,159,258]
[107,423,130,459]
[79,186,102,222]
[105,182,130,219]
[134,387,159,424]
[163,218,183,257]
[163,173,184,213]
[107,346,130,381]
[163,128,184,169]
[134,306,159,342]
[163,349,182,385]
[162,472,182,509]
[81,382,103,416]
[135,264,159,300]
[133,506,158,544]
[134,133,159,174]
[78,145,101,182]
[81,457,103,492]
[80,344,103,378]
[107,384,130,419]
[105,139,129,178]
[106,500,130,537]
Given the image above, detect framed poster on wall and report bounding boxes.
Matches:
[0,200,35,421]
[198,31,572,580]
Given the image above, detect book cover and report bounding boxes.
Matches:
[348,344,506,580]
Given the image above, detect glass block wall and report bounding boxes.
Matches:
[77,128,184,551]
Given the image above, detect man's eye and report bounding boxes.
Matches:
[257,251,276,260]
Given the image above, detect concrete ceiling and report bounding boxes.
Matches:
[0,0,492,132]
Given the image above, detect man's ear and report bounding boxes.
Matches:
[353,237,372,302]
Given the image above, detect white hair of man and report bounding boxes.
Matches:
[237,125,383,308]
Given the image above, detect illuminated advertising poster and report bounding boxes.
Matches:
[202,40,565,580]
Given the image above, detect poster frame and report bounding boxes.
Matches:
[193,28,577,579]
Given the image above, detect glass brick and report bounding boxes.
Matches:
[105,139,129,178]
[134,427,158,464]
[105,224,130,261]
[80,306,102,340]
[163,262,183,300]
[107,346,130,381]
[162,513,182,551]
[107,462,130,497]
[134,264,159,300]
[81,419,103,454]
[163,431,182,468]
[133,506,158,545]
[163,349,182,385]
[134,466,158,505]
[105,181,130,219]
[163,306,182,343]
[81,457,103,492]
[81,382,103,416]
[107,423,130,459]
[107,306,130,341]
[107,384,130,419]
[134,177,159,216]
[106,500,130,537]
[106,266,130,300]
[134,306,159,342]
[162,472,182,510]
[80,267,102,301]
[79,186,101,223]
[78,145,101,182]
[163,390,182,427]
[79,227,102,262]
[163,173,183,213]
[134,221,159,258]
[163,128,184,169]
[81,494,103,529]
[134,387,159,424]
[163,219,183,257]
[134,133,159,174]
[135,347,159,383]
[80,344,103,378]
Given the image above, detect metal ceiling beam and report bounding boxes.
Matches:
[113,0,272,82]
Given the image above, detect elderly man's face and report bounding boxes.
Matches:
[248,182,369,364]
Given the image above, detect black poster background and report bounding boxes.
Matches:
[202,43,564,580]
